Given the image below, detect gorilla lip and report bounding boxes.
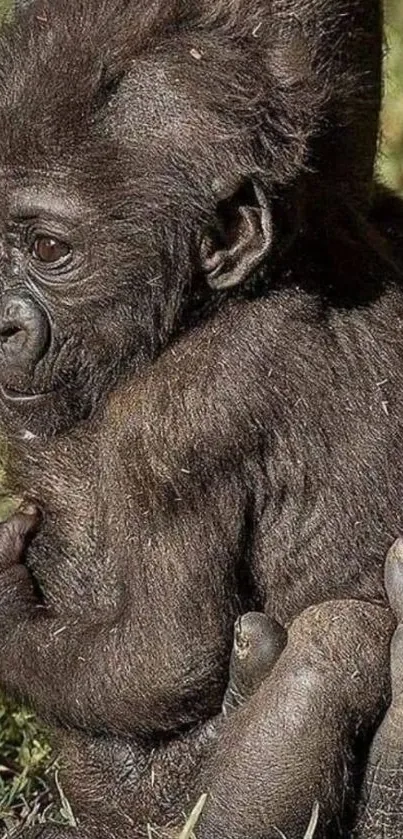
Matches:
[0,384,53,404]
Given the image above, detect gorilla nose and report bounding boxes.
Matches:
[0,294,50,364]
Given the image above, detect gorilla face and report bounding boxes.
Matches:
[0,0,334,439]
[0,82,274,437]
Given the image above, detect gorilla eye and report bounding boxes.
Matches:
[32,236,70,264]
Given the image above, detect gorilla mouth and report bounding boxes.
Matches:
[0,385,54,404]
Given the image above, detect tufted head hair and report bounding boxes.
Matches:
[0,0,382,208]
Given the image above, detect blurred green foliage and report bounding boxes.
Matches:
[0,699,73,836]
[381,0,403,192]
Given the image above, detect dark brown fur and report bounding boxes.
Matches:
[0,1,400,837]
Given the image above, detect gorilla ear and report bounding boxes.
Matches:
[200,179,272,290]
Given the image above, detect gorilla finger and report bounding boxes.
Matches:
[385,537,403,623]
[0,505,41,570]
[233,612,287,676]
[223,612,287,714]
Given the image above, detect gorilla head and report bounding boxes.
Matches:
[0,0,381,436]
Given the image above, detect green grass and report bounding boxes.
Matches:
[0,2,403,836]
[0,698,74,837]
[380,0,403,191]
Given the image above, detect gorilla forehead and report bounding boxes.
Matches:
[0,3,233,151]
[0,32,247,211]
[105,61,212,147]
[0,0,319,192]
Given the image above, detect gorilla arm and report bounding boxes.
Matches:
[0,300,268,735]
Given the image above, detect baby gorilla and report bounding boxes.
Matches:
[0,0,397,836]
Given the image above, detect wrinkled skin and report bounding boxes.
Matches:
[0,1,402,838]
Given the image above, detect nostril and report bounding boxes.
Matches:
[0,294,50,363]
[0,323,24,343]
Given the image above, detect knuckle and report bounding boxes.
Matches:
[0,511,36,559]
